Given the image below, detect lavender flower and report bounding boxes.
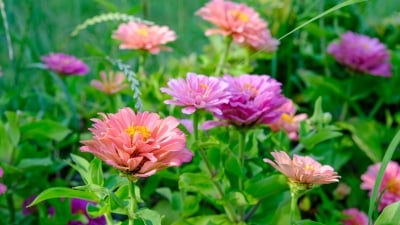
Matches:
[327,32,391,77]
[41,53,90,76]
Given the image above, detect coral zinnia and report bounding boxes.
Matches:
[269,99,308,140]
[361,161,400,210]
[91,70,127,95]
[160,72,230,115]
[327,31,391,77]
[342,208,368,225]
[196,0,278,52]
[213,74,286,127]
[264,151,340,186]
[41,53,90,76]
[113,22,177,54]
[80,108,193,178]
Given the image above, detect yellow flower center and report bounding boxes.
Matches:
[387,178,400,195]
[243,83,258,96]
[281,113,295,124]
[125,126,151,140]
[229,10,249,22]
[200,83,208,90]
[304,164,315,173]
[136,27,149,37]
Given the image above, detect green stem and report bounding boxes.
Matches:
[290,191,299,225]
[0,0,13,61]
[138,52,148,77]
[238,130,246,191]
[215,37,232,76]
[369,98,383,118]
[105,211,113,225]
[6,192,15,223]
[141,0,148,19]
[128,180,137,225]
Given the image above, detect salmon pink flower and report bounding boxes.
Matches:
[213,74,286,128]
[328,32,391,77]
[41,53,90,76]
[113,22,177,54]
[160,72,230,115]
[80,108,193,178]
[342,208,368,225]
[91,70,128,95]
[361,161,400,210]
[196,0,278,52]
[264,151,340,187]
[269,99,308,140]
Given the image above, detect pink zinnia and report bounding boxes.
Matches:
[91,70,128,95]
[213,74,286,127]
[161,72,230,115]
[196,0,278,51]
[361,161,400,210]
[80,108,193,178]
[41,53,90,76]
[264,151,340,186]
[342,208,368,225]
[327,31,391,77]
[113,22,177,54]
[0,167,6,195]
[269,99,308,140]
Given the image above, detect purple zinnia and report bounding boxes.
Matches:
[68,199,106,225]
[161,72,230,115]
[327,32,391,77]
[213,74,286,127]
[41,53,90,76]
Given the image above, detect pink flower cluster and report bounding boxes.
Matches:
[361,161,400,210]
[80,108,193,178]
[264,151,340,186]
[196,0,278,52]
[328,31,391,77]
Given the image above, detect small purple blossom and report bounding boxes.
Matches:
[69,199,106,225]
[41,53,90,76]
[327,32,391,77]
[0,167,6,195]
[213,74,286,127]
[161,72,230,115]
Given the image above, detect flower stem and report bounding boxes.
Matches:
[290,190,299,225]
[215,37,232,76]
[128,180,137,225]
[238,130,246,191]
[105,211,113,225]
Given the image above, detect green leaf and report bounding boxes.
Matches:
[224,154,242,177]
[171,215,232,225]
[17,157,53,168]
[179,173,219,199]
[301,128,342,149]
[374,202,400,225]
[182,195,201,217]
[21,120,71,141]
[136,208,162,225]
[70,154,90,184]
[245,174,288,199]
[89,158,104,186]
[0,122,13,162]
[28,187,99,207]
[296,220,325,225]
[5,111,20,147]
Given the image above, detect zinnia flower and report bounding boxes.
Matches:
[196,0,278,51]
[269,99,308,140]
[160,72,230,115]
[213,74,286,128]
[264,151,340,186]
[91,70,127,95]
[68,199,106,225]
[41,53,90,76]
[0,167,6,195]
[80,108,193,178]
[113,22,177,54]
[327,31,391,77]
[361,161,400,210]
[342,208,368,225]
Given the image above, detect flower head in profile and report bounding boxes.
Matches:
[160,72,230,115]
[68,199,106,225]
[264,151,340,187]
[80,108,193,178]
[342,208,368,225]
[41,53,90,76]
[196,0,278,52]
[269,99,308,140]
[0,167,6,195]
[113,22,177,54]
[213,74,286,128]
[91,70,127,95]
[361,161,400,210]
[327,31,391,77]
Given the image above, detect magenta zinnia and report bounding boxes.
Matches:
[213,74,286,127]
[327,31,391,77]
[196,0,278,52]
[113,22,177,54]
[361,161,400,210]
[342,208,368,225]
[41,53,90,76]
[160,72,230,115]
[264,151,340,186]
[80,108,193,178]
